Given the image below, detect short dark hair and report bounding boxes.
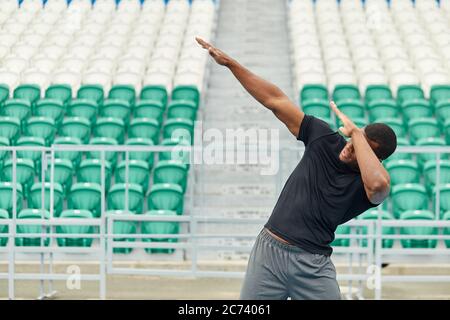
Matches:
[364,123,397,160]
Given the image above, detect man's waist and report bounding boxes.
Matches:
[264,227,292,245]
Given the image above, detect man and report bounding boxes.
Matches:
[196,37,397,300]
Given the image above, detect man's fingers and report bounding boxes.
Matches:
[195,36,211,49]
[329,101,344,119]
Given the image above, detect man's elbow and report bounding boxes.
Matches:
[371,177,390,193]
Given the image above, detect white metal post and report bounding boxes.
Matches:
[100,150,106,299]
[8,150,17,299]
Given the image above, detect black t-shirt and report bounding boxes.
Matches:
[265,115,378,256]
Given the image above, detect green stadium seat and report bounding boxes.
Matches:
[34,99,65,125]
[391,183,428,219]
[2,99,31,125]
[163,118,194,145]
[408,117,440,144]
[167,100,197,121]
[106,210,137,254]
[0,84,9,105]
[53,136,83,169]
[94,117,125,144]
[1,158,35,197]
[400,210,437,248]
[432,184,450,218]
[0,209,8,246]
[301,100,330,118]
[125,138,155,167]
[330,224,350,247]
[397,85,425,105]
[28,182,64,217]
[59,116,91,143]
[359,209,395,248]
[0,137,9,168]
[0,182,23,217]
[67,99,98,124]
[115,160,150,192]
[128,117,160,144]
[77,84,104,105]
[367,99,399,122]
[153,160,188,193]
[172,85,200,108]
[68,183,102,218]
[100,99,131,122]
[147,183,184,215]
[430,85,450,106]
[16,136,45,165]
[44,158,73,195]
[86,137,118,169]
[140,85,168,107]
[56,210,95,247]
[15,209,50,247]
[401,99,433,122]
[133,100,165,122]
[385,159,420,185]
[77,159,112,187]
[24,116,56,146]
[45,84,72,105]
[107,183,144,214]
[415,137,447,168]
[336,117,367,131]
[13,84,40,104]
[300,84,328,103]
[365,85,392,104]
[423,160,450,194]
[142,210,179,254]
[108,84,136,106]
[443,211,450,248]
[0,116,20,144]
[445,119,450,144]
[376,117,406,138]
[338,100,365,118]
[159,138,191,165]
[332,84,360,103]
[434,100,450,126]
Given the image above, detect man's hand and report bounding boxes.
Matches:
[196,36,233,67]
[330,101,360,137]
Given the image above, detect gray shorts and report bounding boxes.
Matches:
[240,228,341,300]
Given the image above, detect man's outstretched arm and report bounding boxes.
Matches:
[196,37,304,137]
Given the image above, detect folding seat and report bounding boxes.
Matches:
[359,209,395,248]
[28,182,64,217]
[367,100,399,122]
[432,184,450,218]
[445,119,450,144]
[423,160,450,194]
[408,118,440,144]
[133,100,165,122]
[52,71,81,93]
[400,210,437,248]
[364,85,392,104]
[0,182,23,217]
[434,100,450,126]
[375,117,406,138]
[100,99,131,122]
[66,99,98,124]
[68,183,102,218]
[332,84,360,103]
[13,85,41,105]
[337,100,365,119]
[0,116,20,144]
[84,137,117,169]
[59,117,91,144]
[77,84,104,105]
[0,137,9,167]
[153,160,188,193]
[301,100,330,118]
[107,183,144,214]
[0,209,8,246]
[125,138,155,167]
[391,183,428,219]
[397,85,425,105]
[167,100,197,121]
[15,209,50,247]
[415,137,447,168]
[2,99,32,126]
[0,84,10,105]
[115,160,150,192]
[430,85,450,106]
[142,210,179,254]
[163,118,194,145]
[44,158,73,196]
[24,117,56,146]
[128,118,161,144]
[45,84,72,105]
[34,99,65,125]
[385,160,420,186]
[54,136,83,169]
[77,159,112,188]
[1,158,35,197]
[106,210,137,254]
[140,85,168,107]
[56,210,95,247]
[330,224,350,247]
[147,183,184,215]
[94,117,125,144]
[159,138,191,165]
[336,117,367,132]
[300,84,328,104]
[401,99,432,122]
[108,84,136,106]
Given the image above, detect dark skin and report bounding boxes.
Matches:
[196,37,390,205]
